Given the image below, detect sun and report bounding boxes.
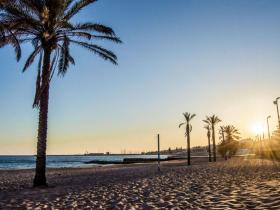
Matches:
[251,122,265,135]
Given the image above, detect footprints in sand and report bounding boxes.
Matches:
[1,159,280,209]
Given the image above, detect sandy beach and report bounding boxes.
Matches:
[0,157,280,209]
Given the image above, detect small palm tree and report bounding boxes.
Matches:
[204,125,212,162]
[179,112,196,165]
[219,125,240,159]
[203,115,221,162]
[224,125,240,142]
[0,0,121,187]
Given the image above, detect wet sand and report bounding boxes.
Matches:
[1,157,280,209]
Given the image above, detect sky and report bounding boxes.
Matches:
[1,0,280,155]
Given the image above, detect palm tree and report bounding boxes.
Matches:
[219,126,226,143]
[204,125,212,162]
[179,112,196,165]
[224,125,240,142]
[0,0,121,187]
[219,125,240,159]
[203,115,221,162]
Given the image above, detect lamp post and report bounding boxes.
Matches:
[267,115,271,140]
[273,97,280,129]
[157,134,160,172]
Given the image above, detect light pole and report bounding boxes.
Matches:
[157,134,160,172]
[273,97,280,129]
[267,115,271,140]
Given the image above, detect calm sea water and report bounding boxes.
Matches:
[0,155,167,170]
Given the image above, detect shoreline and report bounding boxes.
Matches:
[0,155,212,171]
[0,156,210,171]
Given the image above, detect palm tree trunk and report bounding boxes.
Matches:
[208,133,212,162]
[33,47,51,187]
[212,125,216,162]
[187,124,191,165]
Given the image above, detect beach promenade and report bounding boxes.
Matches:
[0,157,280,209]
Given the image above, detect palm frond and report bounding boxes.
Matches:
[190,114,196,120]
[64,0,75,11]
[19,0,43,17]
[203,119,210,124]
[204,125,210,130]
[90,35,122,43]
[58,36,71,76]
[70,40,118,64]
[179,123,185,128]
[63,31,92,40]
[64,32,122,43]
[23,46,41,72]
[33,52,59,108]
[33,51,42,108]
[10,32,22,61]
[72,23,116,36]
[1,2,40,30]
[64,0,97,20]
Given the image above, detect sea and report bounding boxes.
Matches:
[0,155,168,170]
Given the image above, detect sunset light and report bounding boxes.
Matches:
[1,0,280,209]
[251,122,265,135]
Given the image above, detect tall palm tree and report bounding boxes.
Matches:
[204,125,212,162]
[203,115,221,162]
[179,112,196,165]
[219,126,226,143]
[0,0,121,187]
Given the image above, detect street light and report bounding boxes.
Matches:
[273,97,280,129]
[267,115,271,140]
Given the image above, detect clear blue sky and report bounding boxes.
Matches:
[1,0,280,154]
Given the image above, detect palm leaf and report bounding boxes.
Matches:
[190,114,196,120]
[33,51,42,108]
[70,40,118,64]
[64,0,97,20]
[73,23,116,36]
[22,46,41,72]
[203,119,209,124]
[58,36,71,76]
[179,123,185,128]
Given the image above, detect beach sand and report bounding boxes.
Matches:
[1,157,280,209]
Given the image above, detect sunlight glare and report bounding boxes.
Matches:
[251,122,265,135]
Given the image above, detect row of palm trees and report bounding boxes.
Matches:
[0,0,121,187]
[203,115,221,162]
[179,113,241,165]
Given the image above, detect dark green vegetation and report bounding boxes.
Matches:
[0,0,121,187]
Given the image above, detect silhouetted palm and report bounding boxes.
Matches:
[224,125,240,142]
[204,125,212,162]
[219,126,226,143]
[179,112,196,165]
[203,115,221,162]
[218,125,240,159]
[0,0,121,187]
